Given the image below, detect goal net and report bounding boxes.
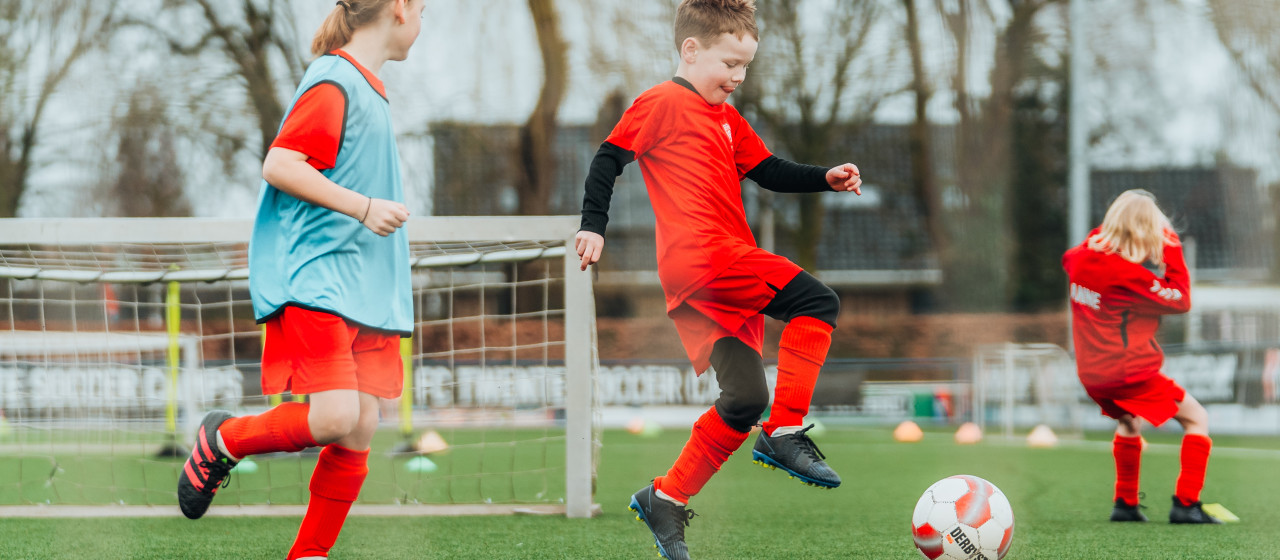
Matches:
[971,343,1085,439]
[0,217,599,518]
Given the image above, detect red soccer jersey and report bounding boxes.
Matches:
[269,50,386,170]
[1063,229,1191,390]
[606,80,773,311]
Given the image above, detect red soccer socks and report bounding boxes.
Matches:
[654,407,749,504]
[762,317,833,435]
[287,444,370,560]
[1112,434,1143,506]
[218,401,317,460]
[1175,434,1212,506]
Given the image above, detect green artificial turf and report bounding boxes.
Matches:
[1,425,1278,559]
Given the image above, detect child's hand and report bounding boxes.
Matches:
[827,163,862,194]
[575,230,604,271]
[362,198,410,236]
[1162,228,1181,247]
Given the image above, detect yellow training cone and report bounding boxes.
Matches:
[1027,424,1058,448]
[1202,503,1239,522]
[894,420,924,442]
[954,422,983,444]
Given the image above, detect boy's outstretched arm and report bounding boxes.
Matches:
[577,142,634,270]
[745,156,862,195]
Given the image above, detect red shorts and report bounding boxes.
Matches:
[1085,373,1187,427]
[669,249,802,374]
[260,306,404,399]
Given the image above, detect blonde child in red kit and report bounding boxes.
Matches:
[1064,190,1221,525]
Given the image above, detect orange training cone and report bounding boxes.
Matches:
[954,422,982,444]
[894,420,924,442]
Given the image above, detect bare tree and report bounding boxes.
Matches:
[921,0,1067,310]
[515,0,568,216]
[1208,0,1280,281]
[735,0,895,272]
[131,0,305,159]
[100,83,193,218]
[903,0,947,278]
[0,0,118,217]
[1208,1,1280,115]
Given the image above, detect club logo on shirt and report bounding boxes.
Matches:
[722,123,732,143]
[1070,282,1101,310]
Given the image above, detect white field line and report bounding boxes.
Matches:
[981,435,1280,459]
[0,503,604,518]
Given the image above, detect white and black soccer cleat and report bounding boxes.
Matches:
[751,424,841,489]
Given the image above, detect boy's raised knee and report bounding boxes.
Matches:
[715,386,769,433]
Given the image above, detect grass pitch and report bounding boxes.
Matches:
[2,426,1278,559]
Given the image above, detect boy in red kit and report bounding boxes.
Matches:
[176,1,422,558]
[1064,190,1221,525]
[575,1,862,557]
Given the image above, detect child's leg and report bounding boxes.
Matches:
[1172,394,1212,505]
[217,389,361,459]
[1112,415,1143,506]
[287,391,379,560]
[654,338,765,504]
[759,272,839,434]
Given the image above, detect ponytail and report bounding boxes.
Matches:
[311,0,398,57]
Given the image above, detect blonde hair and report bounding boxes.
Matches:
[311,0,398,57]
[1087,189,1173,266]
[674,0,758,53]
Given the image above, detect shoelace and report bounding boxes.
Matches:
[792,424,827,462]
[682,509,699,527]
[198,459,234,493]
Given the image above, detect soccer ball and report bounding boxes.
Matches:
[911,475,1014,560]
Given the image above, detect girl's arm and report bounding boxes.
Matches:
[1128,232,1191,315]
[262,147,408,237]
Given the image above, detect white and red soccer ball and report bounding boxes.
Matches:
[911,475,1014,560]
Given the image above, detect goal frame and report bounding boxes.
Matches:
[0,216,599,519]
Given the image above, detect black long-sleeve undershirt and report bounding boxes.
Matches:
[578,144,831,238]
[745,156,830,194]
[579,142,634,236]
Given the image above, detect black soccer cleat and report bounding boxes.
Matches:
[177,410,237,520]
[751,424,841,489]
[1169,496,1223,524]
[628,484,696,560]
[1110,497,1148,522]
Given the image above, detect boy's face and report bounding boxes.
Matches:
[679,32,758,106]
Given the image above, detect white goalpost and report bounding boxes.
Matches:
[0,217,600,518]
[971,343,1086,439]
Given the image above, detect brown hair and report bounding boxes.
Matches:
[673,0,758,53]
[1087,189,1173,266]
[311,0,398,57]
